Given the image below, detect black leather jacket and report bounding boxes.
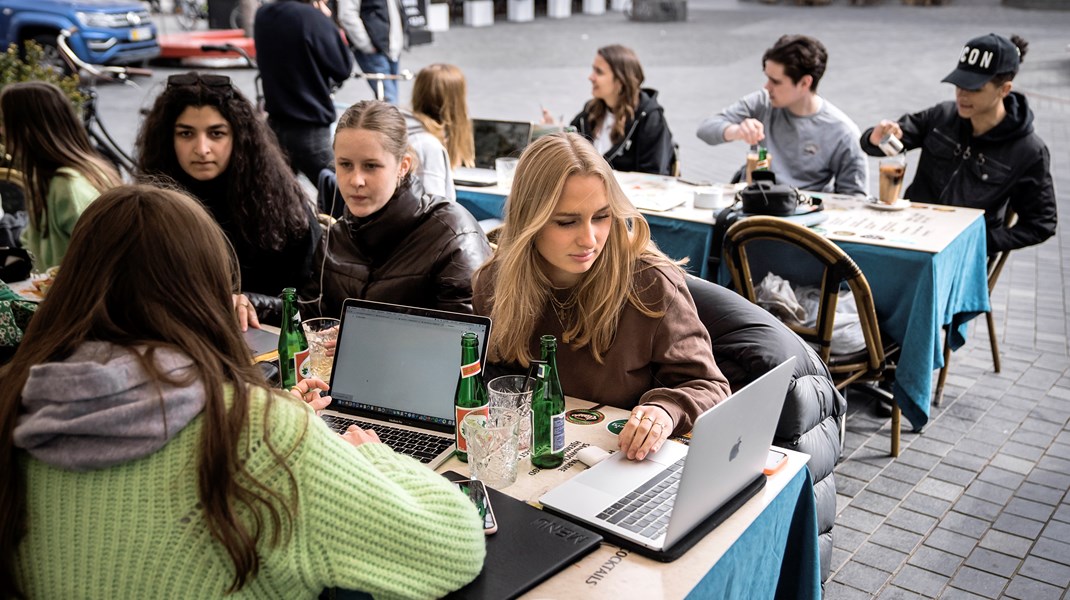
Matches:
[861,92,1056,254]
[293,177,491,320]
[571,88,676,175]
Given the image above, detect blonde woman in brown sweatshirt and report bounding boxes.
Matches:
[473,132,731,462]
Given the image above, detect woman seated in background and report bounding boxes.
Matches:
[295,100,491,320]
[135,72,319,324]
[403,63,476,200]
[0,82,121,270]
[542,44,677,176]
[0,184,484,598]
[473,133,729,461]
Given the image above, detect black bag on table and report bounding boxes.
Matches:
[738,171,803,217]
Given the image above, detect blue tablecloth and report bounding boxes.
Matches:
[456,190,715,280]
[837,217,990,431]
[687,466,820,600]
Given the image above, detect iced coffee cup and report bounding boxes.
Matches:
[878,157,906,205]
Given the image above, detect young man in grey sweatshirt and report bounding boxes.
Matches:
[697,34,869,197]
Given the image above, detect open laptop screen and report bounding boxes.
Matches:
[329,301,490,429]
[472,119,534,169]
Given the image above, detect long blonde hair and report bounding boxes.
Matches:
[411,64,475,168]
[476,133,679,366]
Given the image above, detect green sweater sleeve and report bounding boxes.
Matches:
[269,399,486,599]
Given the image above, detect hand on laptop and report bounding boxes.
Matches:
[290,377,332,412]
[232,293,261,332]
[341,424,382,448]
[619,405,673,461]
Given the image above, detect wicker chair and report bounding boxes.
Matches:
[933,210,1017,406]
[723,216,903,456]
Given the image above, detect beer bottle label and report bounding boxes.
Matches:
[537,364,548,379]
[292,349,311,383]
[550,412,565,453]
[455,403,489,453]
[460,360,481,378]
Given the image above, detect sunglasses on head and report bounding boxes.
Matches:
[166,73,233,90]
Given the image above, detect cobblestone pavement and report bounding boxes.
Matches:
[97,1,1070,596]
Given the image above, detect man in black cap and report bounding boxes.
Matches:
[861,33,1056,255]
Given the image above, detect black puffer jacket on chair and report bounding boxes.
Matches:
[686,276,845,583]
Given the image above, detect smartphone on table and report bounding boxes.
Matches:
[763,449,788,476]
[454,479,497,535]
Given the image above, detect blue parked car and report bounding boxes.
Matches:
[0,0,160,67]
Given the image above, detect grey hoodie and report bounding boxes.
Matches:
[14,342,206,472]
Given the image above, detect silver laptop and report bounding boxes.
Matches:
[453,119,534,186]
[320,299,492,469]
[539,358,794,555]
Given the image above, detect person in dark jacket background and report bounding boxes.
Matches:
[297,100,491,320]
[861,33,1056,255]
[543,45,677,176]
[254,0,353,190]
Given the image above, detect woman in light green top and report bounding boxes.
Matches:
[1,82,120,270]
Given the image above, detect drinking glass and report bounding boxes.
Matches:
[462,407,521,489]
[878,157,907,205]
[302,317,339,381]
[487,375,534,453]
[495,157,519,188]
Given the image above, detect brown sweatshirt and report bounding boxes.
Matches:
[474,260,731,436]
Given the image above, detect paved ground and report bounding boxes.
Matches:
[95,1,1070,596]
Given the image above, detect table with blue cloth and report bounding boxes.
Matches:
[444,397,820,600]
[714,197,991,432]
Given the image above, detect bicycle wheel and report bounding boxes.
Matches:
[229,4,242,29]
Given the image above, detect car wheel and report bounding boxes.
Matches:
[30,34,73,75]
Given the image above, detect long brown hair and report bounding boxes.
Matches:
[585,45,644,144]
[0,185,301,597]
[411,63,475,168]
[0,82,120,234]
[475,133,679,366]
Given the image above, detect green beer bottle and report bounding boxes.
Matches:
[455,332,490,463]
[531,335,565,469]
[756,145,771,172]
[278,288,311,389]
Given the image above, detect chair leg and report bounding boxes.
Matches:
[934,330,951,407]
[986,310,1001,373]
[890,403,901,457]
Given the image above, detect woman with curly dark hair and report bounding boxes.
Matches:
[135,72,319,324]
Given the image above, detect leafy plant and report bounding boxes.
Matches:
[0,41,84,109]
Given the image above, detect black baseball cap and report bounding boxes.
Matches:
[941,33,1021,91]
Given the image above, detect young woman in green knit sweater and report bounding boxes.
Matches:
[0,82,121,270]
[0,185,484,599]
[473,133,731,463]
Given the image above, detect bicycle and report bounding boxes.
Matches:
[57,29,152,180]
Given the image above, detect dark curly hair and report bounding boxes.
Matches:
[135,73,308,252]
[762,35,828,93]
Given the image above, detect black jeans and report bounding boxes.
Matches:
[269,118,334,192]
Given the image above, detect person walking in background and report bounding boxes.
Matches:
[544,45,677,176]
[860,33,1056,255]
[403,63,476,200]
[337,0,405,104]
[0,184,485,599]
[0,82,121,270]
[254,0,353,189]
[697,34,869,196]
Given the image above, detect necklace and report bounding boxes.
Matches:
[548,289,577,333]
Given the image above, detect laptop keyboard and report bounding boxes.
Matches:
[320,414,454,464]
[595,458,686,540]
